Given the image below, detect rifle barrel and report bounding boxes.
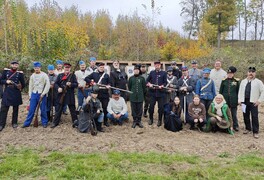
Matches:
[97,84,133,94]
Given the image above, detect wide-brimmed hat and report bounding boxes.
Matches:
[216,119,231,129]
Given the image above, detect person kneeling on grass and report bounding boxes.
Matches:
[207,94,234,135]
[107,89,128,126]
[164,96,183,132]
[187,95,207,131]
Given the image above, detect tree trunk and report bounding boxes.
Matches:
[217,13,221,49]
[244,0,247,47]
[255,11,258,41]
[259,0,264,40]
[239,14,241,40]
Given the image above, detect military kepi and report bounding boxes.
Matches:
[227,66,237,73]
[33,62,41,68]
[48,64,55,70]
[154,60,161,64]
[10,60,19,64]
[248,67,256,72]
[64,63,71,68]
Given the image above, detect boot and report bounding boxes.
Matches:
[47,111,51,122]
[148,114,153,125]
[104,118,110,127]
[98,122,104,132]
[132,122,137,128]
[143,109,148,118]
[138,121,144,128]
[157,114,163,127]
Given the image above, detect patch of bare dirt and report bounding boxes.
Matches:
[0,95,264,158]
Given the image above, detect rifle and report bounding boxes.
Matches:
[97,84,133,94]
[50,87,54,122]
[152,84,178,91]
[33,96,43,127]
[10,81,22,91]
[58,61,79,105]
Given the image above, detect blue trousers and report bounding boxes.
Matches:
[24,93,48,126]
[107,112,128,123]
[77,88,90,107]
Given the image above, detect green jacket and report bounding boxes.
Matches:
[219,77,240,107]
[208,103,233,128]
[128,75,146,102]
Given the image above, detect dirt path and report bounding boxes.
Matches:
[0,96,264,158]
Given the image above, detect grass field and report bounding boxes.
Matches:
[0,147,263,179]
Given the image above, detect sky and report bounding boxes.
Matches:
[25,0,185,35]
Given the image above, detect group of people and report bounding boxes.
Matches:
[0,58,263,139]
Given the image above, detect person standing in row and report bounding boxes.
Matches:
[47,64,58,122]
[210,60,227,94]
[85,63,111,127]
[75,60,92,110]
[196,68,216,118]
[128,64,146,128]
[51,63,78,128]
[171,61,182,79]
[164,66,178,105]
[146,60,167,126]
[238,67,264,139]
[22,62,50,128]
[0,61,25,131]
[219,66,240,131]
[140,64,150,118]
[54,59,64,75]
[177,66,196,121]
[86,57,98,73]
[188,60,203,83]
[110,60,128,101]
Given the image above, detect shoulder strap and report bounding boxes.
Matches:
[201,79,212,91]
[97,72,105,84]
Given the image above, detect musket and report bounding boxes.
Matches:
[33,96,43,127]
[152,84,178,91]
[50,86,54,122]
[97,84,133,94]
[10,81,22,91]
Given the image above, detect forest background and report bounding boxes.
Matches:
[0,0,264,80]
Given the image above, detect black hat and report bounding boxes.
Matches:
[141,64,146,67]
[134,64,141,70]
[248,67,256,72]
[98,62,105,67]
[10,60,19,65]
[191,60,198,64]
[91,89,99,94]
[227,66,237,73]
[154,60,161,65]
[64,63,72,68]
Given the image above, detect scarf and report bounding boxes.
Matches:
[212,94,226,117]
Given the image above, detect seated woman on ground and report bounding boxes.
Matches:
[164,96,182,132]
[207,94,234,134]
[187,95,207,131]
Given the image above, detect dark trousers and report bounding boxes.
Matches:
[200,99,212,119]
[130,102,143,122]
[143,93,150,113]
[187,116,207,128]
[149,96,164,120]
[98,97,109,122]
[229,106,239,128]
[0,105,19,127]
[243,99,259,133]
[53,103,77,126]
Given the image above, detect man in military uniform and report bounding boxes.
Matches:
[85,63,111,127]
[219,66,240,131]
[171,61,182,79]
[176,66,196,121]
[86,57,98,73]
[51,63,78,128]
[0,61,25,131]
[140,64,150,118]
[146,60,167,126]
[47,64,58,122]
[110,60,128,101]
[128,64,146,128]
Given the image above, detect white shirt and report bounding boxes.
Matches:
[75,70,92,87]
[29,72,50,97]
[210,68,227,94]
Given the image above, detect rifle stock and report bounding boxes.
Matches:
[33,97,43,127]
